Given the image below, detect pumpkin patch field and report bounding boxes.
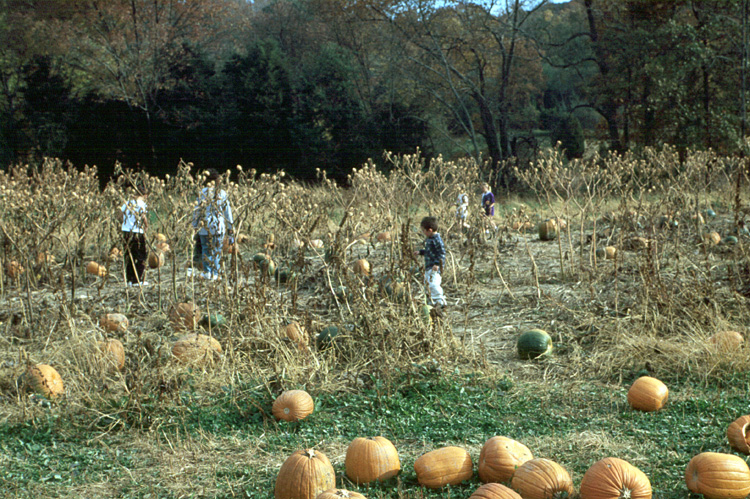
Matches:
[2,149,750,498]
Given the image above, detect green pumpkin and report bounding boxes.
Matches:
[274,268,297,284]
[316,326,339,349]
[200,313,226,328]
[517,329,553,360]
[253,253,268,264]
[259,258,276,276]
[723,235,739,245]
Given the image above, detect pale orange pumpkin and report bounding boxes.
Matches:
[414,446,473,489]
[155,233,167,243]
[100,313,129,333]
[510,458,574,499]
[171,333,221,364]
[272,390,314,422]
[375,232,392,243]
[345,436,401,484]
[627,376,668,412]
[155,241,171,254]
[727,415,750,454]
[24,364,64,400]
[685,452,750,499]
[478,436,533,483]
[284,321,305,343]
[147,251,164,269]
[169,302,202,330]
[704,231,722,246]
[316,490,366,499]
[275,449,336,499]
[352,259,371,276]
[86,261,101,275]
[709,331,744,352]
[108,247,122,261]
[97,339,126,371]
[579,457,651,499]
[469,483,523,499]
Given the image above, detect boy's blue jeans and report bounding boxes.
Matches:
[199,233,224,276]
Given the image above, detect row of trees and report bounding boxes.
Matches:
[1,0,749,184]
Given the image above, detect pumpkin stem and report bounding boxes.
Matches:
[304,448,316,458]
[620,489,632,499]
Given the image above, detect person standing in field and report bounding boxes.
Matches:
[480,182,496,234]
[118,181,149,287]
[192,168,234,280]
[455,185,469,235]
[414,216,447,308]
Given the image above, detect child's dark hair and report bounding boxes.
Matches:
[420,216,439,232]
[205,168,221,182]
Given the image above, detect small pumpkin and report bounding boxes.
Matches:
[108,247,122,261]
[345,436,401,484]
[627,376,668,412]
[478,436,533,483]
[510,458,574,499]
[469,483,523,499]
[685,452,750,499]
[538,219,557,241]
[579,457,651,499]
[704,231,722,246]
[97,339,126,371]
[316,326,339,349]
[709,330,744,352]
[86,261,101,275]
[284,321,306,343]
[100,313,129,333]
[414,446,473,489]
[155,241,171,254]
[727,415,750,454]
[260,257,277,277]
[171,333,222,364]
[353,259,371,276]
[169,302,202,330]
[317,490,366,499]
[5,261,24,279]
[23,364,64,400]
[375,232,392,243]
[147,251,164,269]
[596,246,617,260]
[272,390,314,422]
[723,235,739,245]
[275,449,336,499]
[155,233,167,243]
[516,329,553,360]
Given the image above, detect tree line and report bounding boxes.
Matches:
[1,0,748,185]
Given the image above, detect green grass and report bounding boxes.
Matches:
[3,369,749,498]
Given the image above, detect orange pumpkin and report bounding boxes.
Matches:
[24,364,64,400]
[155,241,171,254]
[469,483,523,499]
[5,260,24,279]
[414,446,473,489]
[272,390,314,422]
[275,449,336,499]
[727,415,750,454]
[704,231,722,246]
[345,436,401,484]
[478,436,533,483]
[316,490,366,499]
[685,452,750,499]
[709,331,744,352]
[100,313,129,333]
[86,261,101,275]
[352,259,371,276]
[284,321,305,343]
[97,339,126,371]
[171,333,221,364]
[510,458,574,499]
[579,457,651,499]
[147,251,164,269]
[155,233,167,243]
[108,247,122,261]
[169,302,202,330]
[627,376,668,412]
[375,232,392,243]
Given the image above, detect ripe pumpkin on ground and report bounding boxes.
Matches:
[86,261,101,275]
[275,449,336,499]
[510,458,574,499]
[414,446,473,489]
[353,259,371,276]
[709,331,744,351]
[316,490,366,499]
[595,246,617,260]
[345,436,401,484]
[283,321,305,343]
[727,415,750,454]
[627,376,668,412]
[316,326,339,349]
[538,219,558,241]
[478,436,533,483]
[272,390,314,422]
[147,251,164,269]
[685,452,750,499]
[579,457,651,499]
[97,339,126,371]
[169,302,202,330]
[23,364,64,400]
[6,260,24,279]
[171,333,221,364]
[516,329,553,360]
[100,313,129,333]
[469,483,522,499]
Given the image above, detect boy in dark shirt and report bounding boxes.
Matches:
[414,216,447,307]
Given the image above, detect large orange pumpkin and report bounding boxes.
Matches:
[478,436,533,483]
[727,415,750,454]
[97,339,126,371]
[579,457,651,499]
[685,452,750,499]
[345,436,401,484]
[469,483,523,499]
[316,490,366,499]
[171,333,221,364]
[272,390,314,422]
[24,364,64,400]
[275,449,336,499]
[169,302,202,330]
[510,458,574,499]
[414,446,473,489]
[627,376,668,412]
